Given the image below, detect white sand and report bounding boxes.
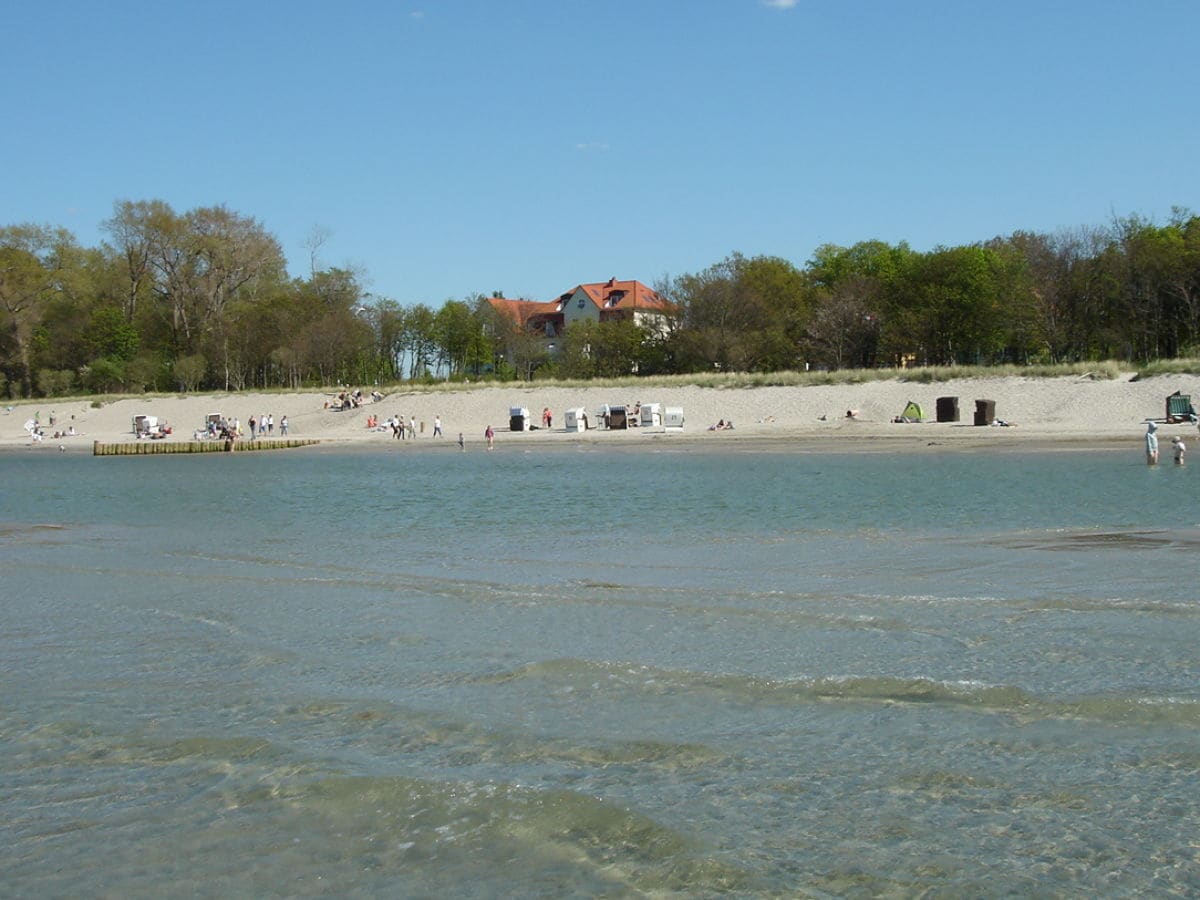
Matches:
[5,373,1199,453]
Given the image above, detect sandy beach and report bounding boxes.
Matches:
[5,372,1200,453]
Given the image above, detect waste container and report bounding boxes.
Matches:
[936,396,959,423]
[974,399,995,426]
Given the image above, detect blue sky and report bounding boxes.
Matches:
[5,1,1197,305]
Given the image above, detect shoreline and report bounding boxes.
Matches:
[3,373,1197,456]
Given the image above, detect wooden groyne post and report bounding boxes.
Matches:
[93,439,319,456]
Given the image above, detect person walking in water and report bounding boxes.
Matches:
[458,432,465,451]
[1172,435,1186,465]
[1145,421,1159,465]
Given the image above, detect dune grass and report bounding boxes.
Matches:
[386,361,1131,394]
[17,359,1200,408]
[1134,357,1200,377]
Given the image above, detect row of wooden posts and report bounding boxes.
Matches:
[93,439,319,456]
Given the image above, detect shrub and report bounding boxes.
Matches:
[173,354,207,392]
[81,357,126,393]
[36,368,76,397]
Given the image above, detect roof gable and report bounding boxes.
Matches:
[490,278,674,329]
[560,278,673,313]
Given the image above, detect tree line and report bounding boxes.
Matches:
[2,199,1198,398]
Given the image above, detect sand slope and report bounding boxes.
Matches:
[5,373,1199,452]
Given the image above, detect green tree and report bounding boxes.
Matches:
[85,306,140,363]
[0,224,78,396]
[36,368,76,397]
[669,253,811,372]
[106,201,286,383]
[559,318,647,378]
[474,296,540,380]
[83,356,126,393]
[434,299,482,378]
[172,353,207,391]
[401,304,438,380]
[102,199,164,324]
[882,245,1007,366]
[805,275,880,369]
[373,299,407,382]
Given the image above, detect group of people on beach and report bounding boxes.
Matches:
[206,417,239,441]
[206,415,288,441]
[1145,420,1187,465]
[247,414,283,439]
[326,388,383,410]
[24,410,82,443]
[370,414,445,440]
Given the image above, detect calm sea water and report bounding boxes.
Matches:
[2,443,1198,897]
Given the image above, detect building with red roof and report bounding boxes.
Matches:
[486,278,674,348]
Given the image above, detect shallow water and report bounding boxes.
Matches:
[2,446,1198,896]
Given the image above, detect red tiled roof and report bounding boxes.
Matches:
[564,279,673,313]
[491,279,673,329]
[487,297,557,324]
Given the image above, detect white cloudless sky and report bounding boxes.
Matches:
[4,0,1197,305]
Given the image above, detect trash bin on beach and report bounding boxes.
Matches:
[936,396,959,423]
[974,399,995,426]
[509,406,531,431]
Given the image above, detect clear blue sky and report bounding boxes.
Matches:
[5,1,1197,306]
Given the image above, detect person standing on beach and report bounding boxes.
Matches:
[485,425,494,451]
[280,415,289,436]
[1145,421,1159,465]
[458,432,465,451]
